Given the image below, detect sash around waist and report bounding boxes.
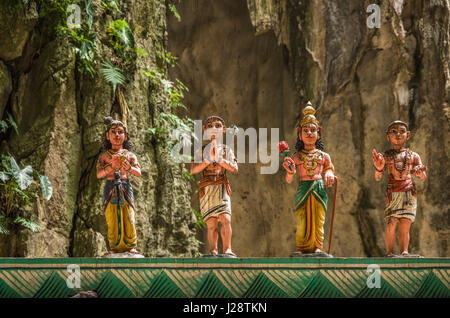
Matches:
[386,178,416,193]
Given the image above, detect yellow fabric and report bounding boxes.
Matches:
[104,200,137,252]
[295,193,326,253]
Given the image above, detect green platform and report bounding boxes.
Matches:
[0,257,448,298]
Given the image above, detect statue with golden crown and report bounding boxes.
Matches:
[281,102,336,257]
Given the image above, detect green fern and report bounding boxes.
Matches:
[191,208,206,229]
[168,3,181,21]
[14,216,40,233]
[101,61,126,93]
[6,112,19,135]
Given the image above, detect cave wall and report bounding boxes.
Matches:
[0,0,199,257]
[168,0,449,256]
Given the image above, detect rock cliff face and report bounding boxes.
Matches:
[0,0,198,257]
[168,0,449,256]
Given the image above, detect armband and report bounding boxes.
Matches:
[323,165,335,173]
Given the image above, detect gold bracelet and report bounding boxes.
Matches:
[324,166,335,173]
[287,171,295,175]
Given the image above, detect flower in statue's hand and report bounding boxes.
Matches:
[278,141,293,171]
[278,141,290,155]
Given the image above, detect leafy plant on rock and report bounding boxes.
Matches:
[143,68,195,157]
[100,61,126,94]
[107,19,139,62]
[56,0,98,76]
[0,155,52,235]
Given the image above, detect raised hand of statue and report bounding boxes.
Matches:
[372,149,385,171]
[208,140,221,163]
[122,158,131,172]
[111,155,122,170]
[282,157,296,174]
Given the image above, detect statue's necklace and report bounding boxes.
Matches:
[393,149,408,172]
[300,149,320,176]
[107,149,126,171]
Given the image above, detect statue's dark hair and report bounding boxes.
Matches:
[295,130,324,151]
[102,116,132,151]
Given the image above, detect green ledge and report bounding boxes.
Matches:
[0,257,448,298]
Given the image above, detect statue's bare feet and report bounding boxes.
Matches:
[290,250,303,256]
[210,249,218,256]
[104,250,117,256]
[314,248,325,254]
[385,253,396,257]
[223,249,236,257]
[129,248,141,255]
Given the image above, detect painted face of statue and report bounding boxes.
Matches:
[107,125,127,147]
[204,119,225,141]
[300,123,319,147]
[386,123,410,147]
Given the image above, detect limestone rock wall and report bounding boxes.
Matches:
[0,0,198,257]
[168,0,449,256]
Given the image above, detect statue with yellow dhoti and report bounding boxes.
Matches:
[96,117,142,256]
[282,102,336,257]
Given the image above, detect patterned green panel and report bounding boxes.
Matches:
[107,269,157,297]
[0,277,21,298]
[79,269,108,291]
[320,269,367,297]
[0,269,51,297]
[262,269,315,297]
[34,272,77,298]
[195,271,234,298]
[299,272,345,298]
[96,271,135,298]
[382,269,428,297]
[415,270,450,298]
[143,270,186,298]
[212,269,260,297]
[0,258,448,298]
[164,269,210,297]
[356,276,403,298]
[242,272,289,298]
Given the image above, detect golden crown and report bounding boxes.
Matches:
[299,101,319,127]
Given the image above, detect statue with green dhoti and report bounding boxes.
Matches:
[281,102,336,257]
[96,117,142,256]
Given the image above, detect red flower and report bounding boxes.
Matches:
[278,141,290,153]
